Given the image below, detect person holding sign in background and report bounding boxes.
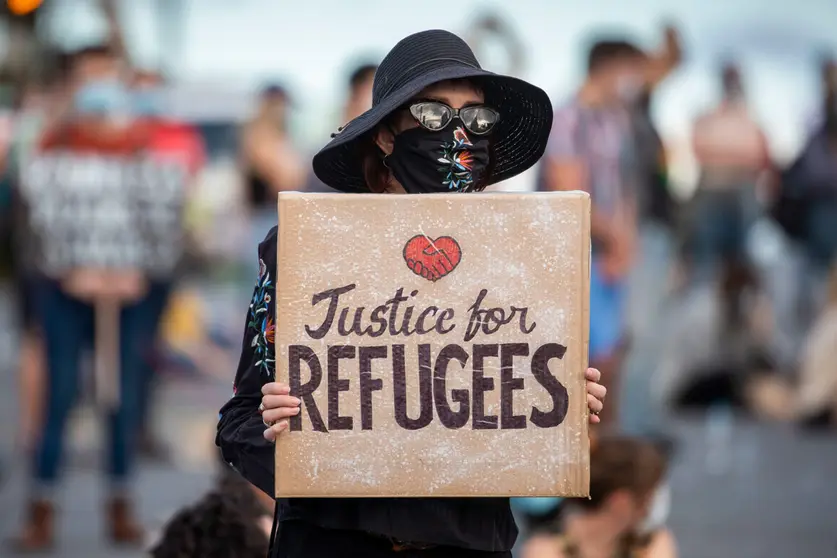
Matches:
[217,30,606,558]
[11,44,187,552]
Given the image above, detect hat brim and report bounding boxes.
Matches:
[312,65,554,193]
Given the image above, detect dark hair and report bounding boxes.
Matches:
[260,83,290,101]
[577,435,667,511]
[70,44,117,63]
[348,63,378,91]
[587,39,645,74]
[149,482,269,558]
[721,62,742,94]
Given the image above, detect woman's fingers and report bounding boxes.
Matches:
[584,367,602,384]
[587,392,604,414]
[586,379,607,402]
[587,393,603,424]
[262,405,300,424]
[263,420,289,441]
[262,382,291,396]
[262,394,300,410]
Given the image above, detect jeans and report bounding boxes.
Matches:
[620,222,674,435]
[31,279,163,484]
[589,259,627,361]
[136,281,174,434]
[805,202,837,270]
[688,186,759,285]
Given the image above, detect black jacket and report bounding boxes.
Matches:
[216,226,518,554]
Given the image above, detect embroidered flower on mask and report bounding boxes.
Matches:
[438,126,477,191]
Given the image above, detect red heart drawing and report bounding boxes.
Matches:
[403,235,462,282]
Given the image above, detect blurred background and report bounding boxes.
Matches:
[0,0,836,556]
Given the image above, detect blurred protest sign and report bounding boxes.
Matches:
[20,152,187,278]
[19,150,188,407]
[274,192,591,498]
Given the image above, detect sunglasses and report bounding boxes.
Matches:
[408,101,500,135]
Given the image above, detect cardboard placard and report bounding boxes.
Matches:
[275,191,591,498]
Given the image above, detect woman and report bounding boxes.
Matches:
[240,84,305,249]
[521,436,677,558]
[217,30,607,558]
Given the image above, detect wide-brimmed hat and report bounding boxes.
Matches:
[312,29,554,193]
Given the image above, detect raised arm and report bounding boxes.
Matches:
[216,227,279,496]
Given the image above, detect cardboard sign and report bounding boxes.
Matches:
[20,151,187,278]
[274,191,591,498]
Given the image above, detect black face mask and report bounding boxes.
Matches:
[387,125,491,193]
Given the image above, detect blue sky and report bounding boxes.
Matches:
[41,0,837,191]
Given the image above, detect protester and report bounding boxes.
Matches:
[343,62,377,123]
[10,43,187,551]
[794,266,837,428]
[240,84,305,247]
[539,38,647,427]
[8,84,49,453]
[217,29,607,558]
[619,26,683,436]
[7,53,77,454]
[305,61,378,193]
[131,69,206,462]
[689,63,771,334]
[521,435,677,558]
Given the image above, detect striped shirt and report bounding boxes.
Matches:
[538,98,636,214]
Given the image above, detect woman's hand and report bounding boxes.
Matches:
[585,367,606,424]
[260,382,301,442]
[260,371,606,436]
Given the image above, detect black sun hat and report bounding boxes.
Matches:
[312,29,554,193]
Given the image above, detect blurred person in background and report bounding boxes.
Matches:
[305,61,378,193]
[343,62,377,123]
[7,54,76,455]
[148,462,273,558]
[218,29,607,558]
[769,54,837,389]
[794,266,837,428]
[539,38,648,427]
[522,436,676,558]
[130,69,206,462]
[10,44,176,551]
[240,84,305,249]
[620,26,683,436]
[688,63,771,343]
[798,58,837,296]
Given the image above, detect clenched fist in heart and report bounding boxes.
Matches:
[403,235,462,282]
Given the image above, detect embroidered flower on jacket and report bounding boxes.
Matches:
[248,259,275,377]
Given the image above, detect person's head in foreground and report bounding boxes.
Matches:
[312,29,553,195]
[149,469,271,558]
[523,436,676,558]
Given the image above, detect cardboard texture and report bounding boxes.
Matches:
[274,191,591,498]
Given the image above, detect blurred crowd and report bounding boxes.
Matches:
[0,1,835,557]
